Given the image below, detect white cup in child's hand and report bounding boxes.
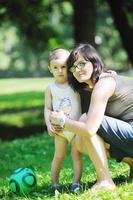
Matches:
[50,110,66,128]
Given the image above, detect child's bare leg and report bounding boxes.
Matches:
[71,138,82,184]
[122,157,133,178]
[51,135,68,185]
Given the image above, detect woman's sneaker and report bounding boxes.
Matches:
[70,183,80,193]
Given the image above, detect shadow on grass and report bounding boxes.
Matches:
[5,177,133,199]
[38,177,132,197]
[35,181,96,197]
[0,123,46,140]
[113,174,133,185]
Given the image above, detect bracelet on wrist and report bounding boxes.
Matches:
[59,115,66,128]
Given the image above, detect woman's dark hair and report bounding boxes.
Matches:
[67,44,106,91]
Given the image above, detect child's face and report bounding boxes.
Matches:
[49,54,68,83]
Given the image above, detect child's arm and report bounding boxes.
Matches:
[44,86,55,136]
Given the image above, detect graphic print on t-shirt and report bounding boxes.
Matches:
[59,97,72,117]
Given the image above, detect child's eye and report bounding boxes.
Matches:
[61,66,66,69]
[53,66,58,70]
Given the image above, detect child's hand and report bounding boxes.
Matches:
[47,123,63,136]
[47,124,56,136]
[50,123,64,133]
[47,126,55,136]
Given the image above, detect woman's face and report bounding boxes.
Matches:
[71,55,93,83]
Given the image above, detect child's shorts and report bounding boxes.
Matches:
[60,130,75,143]
[98,115,133,162]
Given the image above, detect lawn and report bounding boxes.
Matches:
[0,78,53,94]
[0,78,53,139]
[0,77,133,199]
[0,134,133,200]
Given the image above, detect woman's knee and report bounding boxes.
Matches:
[75,135,87,154]
[73,114,88,153]
[71,144,81,160]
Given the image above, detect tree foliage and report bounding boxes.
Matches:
[0,0,73,76]
[0,0,132,77]
[0,0,73,52]
[106,0,133,64]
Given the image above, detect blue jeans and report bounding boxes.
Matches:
[98,116,133,161]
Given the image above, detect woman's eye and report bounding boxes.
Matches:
[79,62,85,67]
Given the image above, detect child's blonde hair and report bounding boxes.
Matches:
[48,48,69,65]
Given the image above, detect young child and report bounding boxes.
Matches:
[44,48,82,192]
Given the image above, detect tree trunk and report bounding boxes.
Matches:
[73,0,96,46]
[106,0,133,65]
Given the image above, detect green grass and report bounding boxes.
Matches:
[0,78,53,94]
[0,78,53,130]
[0,134,133,199]
[0,92,44,111]
[0,77,53,110]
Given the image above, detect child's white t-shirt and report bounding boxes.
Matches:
[49,82,81,142]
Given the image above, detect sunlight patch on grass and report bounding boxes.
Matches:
[0,91,44,110]
[0,77,53,94]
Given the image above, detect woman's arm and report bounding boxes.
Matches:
[83,77,116,135]
[51,77,116,137]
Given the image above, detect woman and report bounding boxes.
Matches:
[50,44,133,191]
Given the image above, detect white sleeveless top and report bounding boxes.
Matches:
[50,82,81,120]
[49,82,81,142]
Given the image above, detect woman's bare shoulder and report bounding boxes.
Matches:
[93,75,116,99]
